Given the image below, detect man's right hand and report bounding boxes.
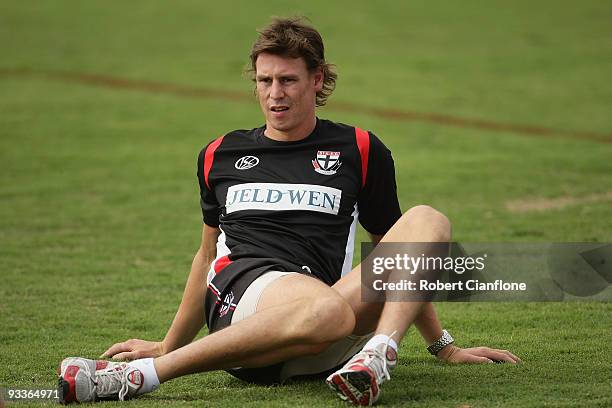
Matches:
[101,339,166,361]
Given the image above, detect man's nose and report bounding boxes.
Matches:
[270,80,284,99]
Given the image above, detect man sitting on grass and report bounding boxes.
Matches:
[58,17,520,406]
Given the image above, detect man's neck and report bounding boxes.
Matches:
[264,117,317,142]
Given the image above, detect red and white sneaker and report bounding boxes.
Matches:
[58,357,144,404]
[326,342,398,406]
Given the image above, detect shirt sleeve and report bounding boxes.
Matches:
[357,132,402,235]
[197,145,222,227]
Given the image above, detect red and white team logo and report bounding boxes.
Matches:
[312,151,342,175]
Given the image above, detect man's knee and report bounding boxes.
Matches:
[402,205,451,241]
[297,296,355,344]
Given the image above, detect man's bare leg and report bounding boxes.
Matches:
[326,205,451,405]
[59,271,359,403]
[333,205,451,340]
[372,205,450,342]
[155,273,356,382]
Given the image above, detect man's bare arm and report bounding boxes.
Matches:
[102,224,220,360]
[162,224,219,352]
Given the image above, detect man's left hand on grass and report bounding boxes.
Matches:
[437,345,521,364]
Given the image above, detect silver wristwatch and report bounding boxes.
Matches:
[427,330,454,355]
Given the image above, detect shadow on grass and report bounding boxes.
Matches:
[146,360,515,406]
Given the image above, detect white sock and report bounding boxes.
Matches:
[128,358,160,395]
[364,334,398,353]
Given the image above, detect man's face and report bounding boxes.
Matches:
[255,53,323,139]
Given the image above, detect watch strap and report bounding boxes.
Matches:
[427,329,454,355]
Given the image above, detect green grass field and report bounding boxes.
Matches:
[1,1,611,406]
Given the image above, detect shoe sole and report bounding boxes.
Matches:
[326,370,374,406]
[58,376,71,405]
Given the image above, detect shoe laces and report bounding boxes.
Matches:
[94,363,131,401]
[381,329,397,374]
[352,330,397,384]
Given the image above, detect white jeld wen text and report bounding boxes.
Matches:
[225,183,342,215]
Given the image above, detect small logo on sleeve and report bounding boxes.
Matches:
[235,156,259,170]
[312,151,342,175]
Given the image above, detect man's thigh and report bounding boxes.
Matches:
[256,272,343,312]
[226,271,367,384]
[248,269,379,335]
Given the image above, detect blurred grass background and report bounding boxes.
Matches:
[1,1,610,406]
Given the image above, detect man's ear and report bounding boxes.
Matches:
[313,67,324,92]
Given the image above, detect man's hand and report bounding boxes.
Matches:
[437,344,521,364]
[100,339,165,361]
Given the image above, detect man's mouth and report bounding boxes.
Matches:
[270,106,289,112]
